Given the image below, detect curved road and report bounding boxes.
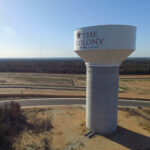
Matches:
[0,84,85,91]
[0,98,150,108]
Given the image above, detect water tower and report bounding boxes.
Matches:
[74,25,136,134]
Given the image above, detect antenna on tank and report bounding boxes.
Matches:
[39,48,42,58]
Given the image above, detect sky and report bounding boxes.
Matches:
[0,0,150,58]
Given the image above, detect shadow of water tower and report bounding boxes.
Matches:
[74,25,136,134]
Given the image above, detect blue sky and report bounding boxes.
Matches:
[0,0,150,58]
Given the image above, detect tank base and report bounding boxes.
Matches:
[86,65,119,134]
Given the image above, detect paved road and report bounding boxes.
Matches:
[0,98,150,108]
[120,78,150,80]
[0,84,85,91]
[119,99,150,107]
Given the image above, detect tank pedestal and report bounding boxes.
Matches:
[86,65,119,134]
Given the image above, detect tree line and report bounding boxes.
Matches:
[0,58,149,74]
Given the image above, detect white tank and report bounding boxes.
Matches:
[74,25,136,134]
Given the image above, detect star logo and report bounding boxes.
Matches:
[77,32,81,39]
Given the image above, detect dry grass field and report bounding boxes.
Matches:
[1,73,150,150]
[11,106,150,150]
[0,73,85,87]
[0,73,150,100]
[119,78,150,100]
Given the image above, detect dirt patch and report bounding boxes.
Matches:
[76,108,150,150]
[11,106,150,150]
[12,106,86,150]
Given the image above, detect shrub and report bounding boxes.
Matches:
[1,101,21,123]
[0,102,21,149]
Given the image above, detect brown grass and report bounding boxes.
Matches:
[11,106,150,150]
[0,73,150,100]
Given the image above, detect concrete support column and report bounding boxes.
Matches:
[86,65,119,134]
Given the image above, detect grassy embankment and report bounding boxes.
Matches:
[0,73,150,100]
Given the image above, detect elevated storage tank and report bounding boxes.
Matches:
[74,25,136,134]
